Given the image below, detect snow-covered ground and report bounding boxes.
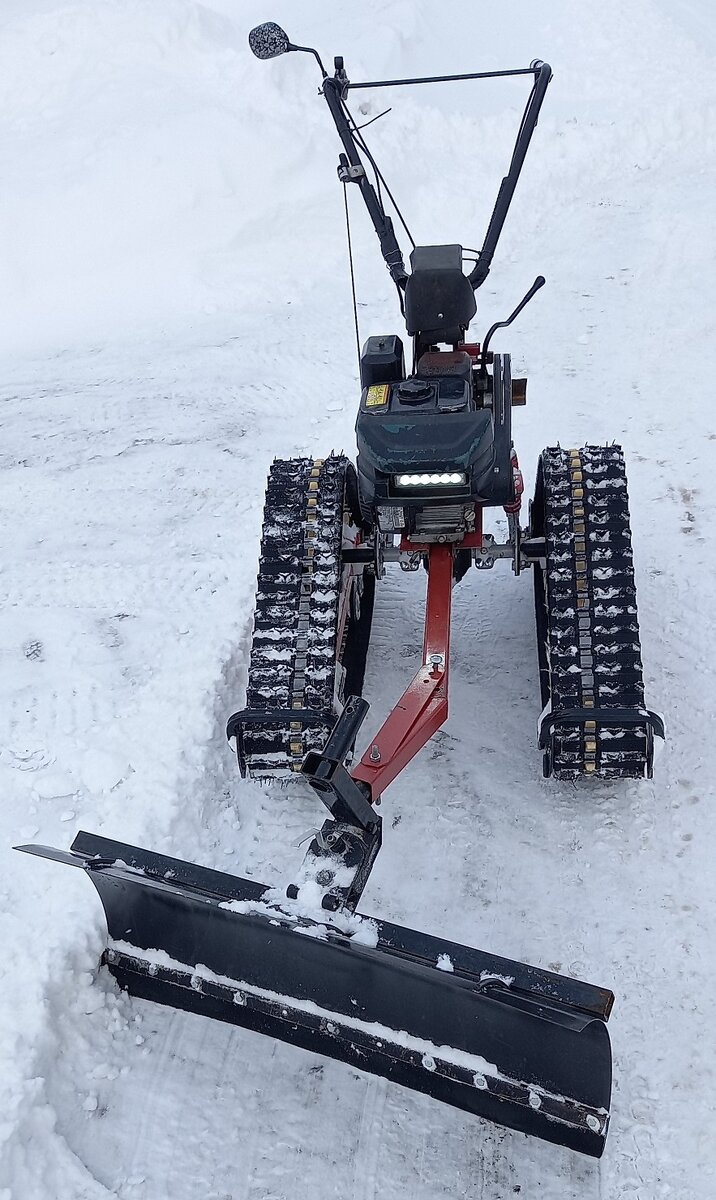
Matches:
[1,1,715,1196]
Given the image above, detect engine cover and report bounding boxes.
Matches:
[355,354,515,532]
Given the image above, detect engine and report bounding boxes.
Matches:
[355,337,516,542]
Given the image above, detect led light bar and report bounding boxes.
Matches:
[394,471,467,488]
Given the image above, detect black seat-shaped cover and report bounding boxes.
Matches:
[404,245,477,343]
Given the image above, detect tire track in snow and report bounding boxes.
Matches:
[351,1076,389,1200]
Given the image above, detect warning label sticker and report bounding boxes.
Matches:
[365,384,390,408]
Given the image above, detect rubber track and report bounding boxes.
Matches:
[540,444,651,779]
[241,455,348,778]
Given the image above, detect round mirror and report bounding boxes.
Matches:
[248,22,291,60]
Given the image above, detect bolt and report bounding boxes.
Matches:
[429,654,444,666]
[316,869,334,886]
[370,744,381,762]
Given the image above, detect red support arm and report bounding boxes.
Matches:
[352,543,454,800]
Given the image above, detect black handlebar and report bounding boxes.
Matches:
[248,24,552,297]
[321,58,551,293]
[468,61,552,288]
[321,77,409,288]
[347,66,539,90]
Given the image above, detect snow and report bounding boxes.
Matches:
[221,891,380,947]
[1,0,715,1197]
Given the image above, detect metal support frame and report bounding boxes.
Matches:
[302,544,455,811]
[353,543,453,799]
[299,544,454,901]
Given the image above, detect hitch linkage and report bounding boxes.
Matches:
[294,696,381,911]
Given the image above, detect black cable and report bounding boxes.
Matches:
[374,159,383,210]
[342,183,362,369]
[354,125,415,250]
[354,127,415,250]
[354,106,392,132]
[340,97,416,249]
[344,111,387,212]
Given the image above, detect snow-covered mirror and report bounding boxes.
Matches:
[248,23,292,60]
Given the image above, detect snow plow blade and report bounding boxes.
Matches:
[18,832,613,1157]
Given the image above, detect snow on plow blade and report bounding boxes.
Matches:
[18,832,613,1157]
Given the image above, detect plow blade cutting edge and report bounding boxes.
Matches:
[19,832,613,1157]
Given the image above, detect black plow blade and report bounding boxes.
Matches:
[18,832,613,1157]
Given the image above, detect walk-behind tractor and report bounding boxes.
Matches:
[19,25,664,1161]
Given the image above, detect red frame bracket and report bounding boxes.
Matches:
[352,543,454,799]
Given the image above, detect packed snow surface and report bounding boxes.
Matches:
[1,0,715,1197]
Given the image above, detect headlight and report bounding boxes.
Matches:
[394,471,466,488]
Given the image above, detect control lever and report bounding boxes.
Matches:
[480,276,545,373]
